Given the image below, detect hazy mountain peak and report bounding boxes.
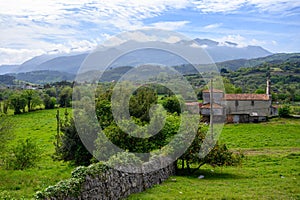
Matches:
[0,38,273,75]
[193,38,219,46]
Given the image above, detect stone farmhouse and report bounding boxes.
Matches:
[199,79,278,123]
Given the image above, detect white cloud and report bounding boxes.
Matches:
[193,0,246,13]
[165,36,182,43]
[102,30,184,47]
[0,48,45,65]
[203,23,223,29]
[151,21,190,30]
[0,0,193,65]
[0,0,299,65]
[193,0,300,14]
[0,39,98,65]
[216,34,267,48]
[248,0,300,14]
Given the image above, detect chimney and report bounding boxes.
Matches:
[266,78,270,96]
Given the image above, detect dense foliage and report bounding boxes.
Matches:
[53,82,242,170]
[5,138,40,170]
[54,111,93,166]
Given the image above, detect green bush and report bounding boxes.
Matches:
[54,118,93,166]
[279,105,291,117]
[161,95,182,114]
[106,151,143,168]
[36,162,108,199]
[6,138,40,170]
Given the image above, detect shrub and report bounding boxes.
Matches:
[43,94,56,109]
[107,151,143,167]
[6,138,40,170]
[279,105,291,117]
[161,95,182,114]
[54,116,93,166]
[36,162,108,199]
[177,124,244,172]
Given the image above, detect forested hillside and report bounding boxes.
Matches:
[186,60,300,103]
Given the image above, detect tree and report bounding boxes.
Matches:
[43,94,56,109]
[59,87,72,107]
[94,112,179,162]
[255,88,265,94]
[161,95,182,114]
[0,89,11,114]
[23,90,43,111]
[54,114,93,166]
[9,93,27,114]
[178,125,243,173]
[45,87,57,97]
[23,90,34,112]
[96,99,113,129]
[129,86,157,122]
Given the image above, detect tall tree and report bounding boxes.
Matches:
[59,87,72,107]
[129,86,157,122]
[9,93,27,114]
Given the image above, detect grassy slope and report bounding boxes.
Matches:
[0,109,74,199]
[128,118,300,200]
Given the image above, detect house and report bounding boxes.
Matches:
[199,79,278,123]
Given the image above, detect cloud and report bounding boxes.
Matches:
[102,30,184,47]
[0,39,99,65]
[0,0,299,65]
[0,48,45,65]
[151,21,190,30]
[193,0,246,13]
[203,23,223,29]
[248,0,300,14]
[216,34,267,48]
[192,0,300,14]
[0,0,194,65]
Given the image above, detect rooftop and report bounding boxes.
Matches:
[224,94,270,101]
[202,89,224,93]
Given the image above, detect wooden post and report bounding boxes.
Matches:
[210,79,213,136]
[56,109,60,147]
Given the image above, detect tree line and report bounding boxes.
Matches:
[0,84,73,114]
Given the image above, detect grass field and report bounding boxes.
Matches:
[0,109,74,199]
[0,109,299,199]
[128,118,300,200]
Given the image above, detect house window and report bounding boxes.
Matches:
[251,100,254,106]
[235,100,239,107]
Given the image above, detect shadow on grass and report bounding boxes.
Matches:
[175,168,244,180]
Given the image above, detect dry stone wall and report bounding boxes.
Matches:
[36,161,175,200]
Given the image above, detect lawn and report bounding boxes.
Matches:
[0,110,299,199]
[0,108,74,199]
[128,118,300,200]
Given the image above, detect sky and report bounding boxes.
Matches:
[0,0,299,65]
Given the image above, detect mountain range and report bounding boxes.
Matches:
[0,38,272,75]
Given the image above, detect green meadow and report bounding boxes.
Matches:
[0,109,73,199]
[128,118,300,200]
[0,109,299,199]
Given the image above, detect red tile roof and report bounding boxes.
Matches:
[202,89,224,93]
[224,94,270,101]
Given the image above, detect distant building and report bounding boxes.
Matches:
[193,79,278,123]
